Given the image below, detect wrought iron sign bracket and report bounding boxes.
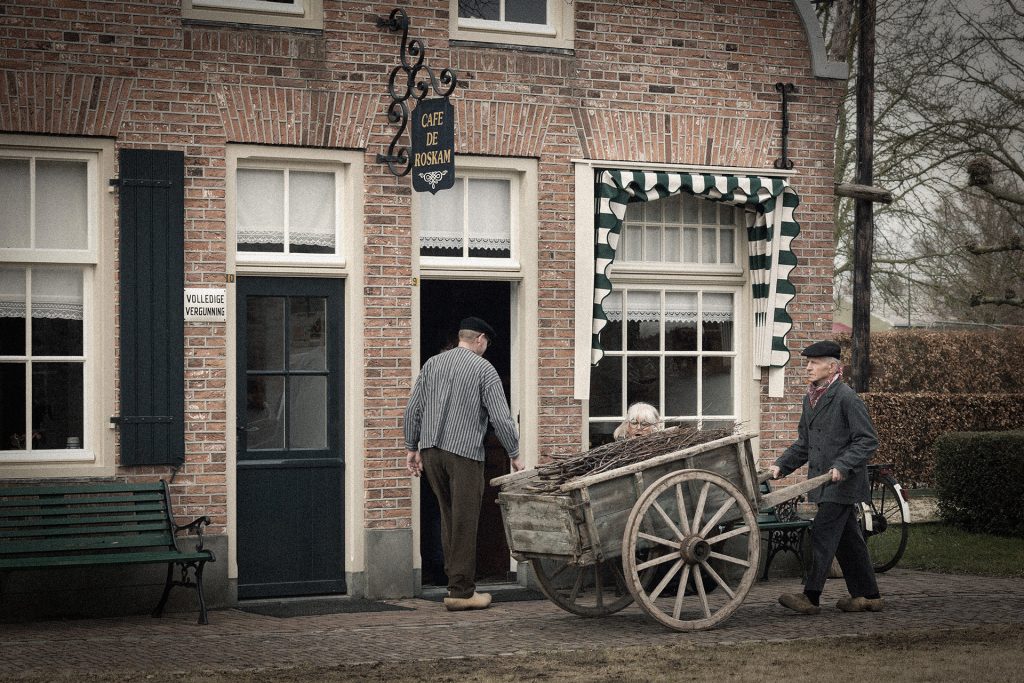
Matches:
[774,82,796,170]
[375,8,458,178]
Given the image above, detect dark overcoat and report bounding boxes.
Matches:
[773,380,878,504]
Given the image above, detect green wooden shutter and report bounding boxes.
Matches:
[117,149,185,466]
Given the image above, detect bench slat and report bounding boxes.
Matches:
[0,512,168,530]
[0,492,165,509]
[0,532,173,555]
[0,502,167,518]
[0,483,164,497]
[0,549,211,570]
[0,522,171,539]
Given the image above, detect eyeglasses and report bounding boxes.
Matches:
[629,419,658,427]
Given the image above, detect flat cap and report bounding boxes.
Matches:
[460,316,497,341]
[801,340,841,359]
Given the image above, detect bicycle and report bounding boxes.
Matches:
[860,463,911,572]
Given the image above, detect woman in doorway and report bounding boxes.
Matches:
[613,402,663,441]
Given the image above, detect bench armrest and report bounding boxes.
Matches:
[174,516,211,552]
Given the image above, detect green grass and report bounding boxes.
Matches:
[897,522,1024,577]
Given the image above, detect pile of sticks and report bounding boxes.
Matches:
[520,425,734,493]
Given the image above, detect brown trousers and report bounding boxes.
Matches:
[421,447,485,599]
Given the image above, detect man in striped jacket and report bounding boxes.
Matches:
[404,317,523,611]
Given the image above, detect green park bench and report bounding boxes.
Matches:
[757,480,812,580]
[0,480,215,624]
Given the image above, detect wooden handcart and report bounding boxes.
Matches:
[492,431,828,631]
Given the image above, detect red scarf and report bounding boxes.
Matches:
[807,365,842,408]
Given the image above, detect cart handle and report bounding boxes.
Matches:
[758,472,833,509]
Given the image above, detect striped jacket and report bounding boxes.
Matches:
[403,346,520,461]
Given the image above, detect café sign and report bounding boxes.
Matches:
[411,98,455,194]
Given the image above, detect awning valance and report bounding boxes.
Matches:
[593,170,800,396]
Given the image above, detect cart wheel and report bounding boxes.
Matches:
[530,556,638,617]
[622,469,760,631]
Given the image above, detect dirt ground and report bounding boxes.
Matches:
[10,623,1023,683]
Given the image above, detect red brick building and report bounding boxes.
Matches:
[0,0,845,616]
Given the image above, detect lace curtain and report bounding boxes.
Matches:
[419,178,511,253]
[601,291,733,324]
[0,267,83,321]
[237,168,336,250]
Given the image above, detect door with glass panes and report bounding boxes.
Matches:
[236,276,345,598]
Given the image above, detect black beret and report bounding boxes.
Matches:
[801,340,841,359]
[460,316,497,341]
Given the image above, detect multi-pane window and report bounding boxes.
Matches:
[0,152,94,456]
[450,0,572,50]
[182,0,323,30]
[245,296,329,452]
[235,165,340,260]
[419,176,513,261]
[459,0,547,25]
[618,193,738,266]
[588,194,744,448]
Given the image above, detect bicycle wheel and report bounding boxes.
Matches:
[863,473,909,572]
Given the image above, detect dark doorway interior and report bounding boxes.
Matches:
[418,280,514,586]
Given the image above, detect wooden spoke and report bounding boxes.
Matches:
[672,564,692,620]
[637,530,681,550]
[699,560,736,598]
[691,482,710,534]
[652,500,686,541]
[568,567,585,602]
[593,564,604,608]
[675,483,690,534]
[708,550,751,568]
[693,564,711,619]
[699,497,737,537]
[648,559,683,602]
[637,551,681,572]
[704,524,751,546]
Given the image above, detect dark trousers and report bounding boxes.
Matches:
[422,447,485,599]
[805,502,880,598]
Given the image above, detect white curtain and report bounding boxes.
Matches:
[0,158,87,250]
[288,171,336,249]
[419,178,511,253]
[237,168,284,246]
[0,267,83,320]
[602,290,734,324]
[236,169,337,250]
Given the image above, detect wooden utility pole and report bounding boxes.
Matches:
[851,0,876,393]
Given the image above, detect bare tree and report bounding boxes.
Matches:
[823,0,1024,320]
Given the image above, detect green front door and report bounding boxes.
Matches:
[236,277,345,599]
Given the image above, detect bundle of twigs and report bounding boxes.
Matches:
[519,425,735,494]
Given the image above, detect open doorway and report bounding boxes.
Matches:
[418,279,514,587]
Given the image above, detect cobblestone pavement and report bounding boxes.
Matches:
[2,569,1023,677]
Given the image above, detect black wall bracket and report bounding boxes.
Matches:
[375,8,458,178]
[774,82,796,170]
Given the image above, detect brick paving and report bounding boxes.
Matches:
[2,569,1023,677]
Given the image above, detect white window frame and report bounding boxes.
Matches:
[183,0,323,30]
[617,193,746,277]
[450,0,574,50]
[0,135,116,477]
[228,146,357,274]
[414,160,528,275]
[586,283,746,444]
[573,161,777,448]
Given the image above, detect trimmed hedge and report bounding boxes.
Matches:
[834,329,1024,393]
[862,393,1024,487]
[934,431,1024,537]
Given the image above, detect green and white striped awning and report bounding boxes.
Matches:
[594,169,800,396]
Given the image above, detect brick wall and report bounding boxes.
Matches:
[0,0,843,532]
